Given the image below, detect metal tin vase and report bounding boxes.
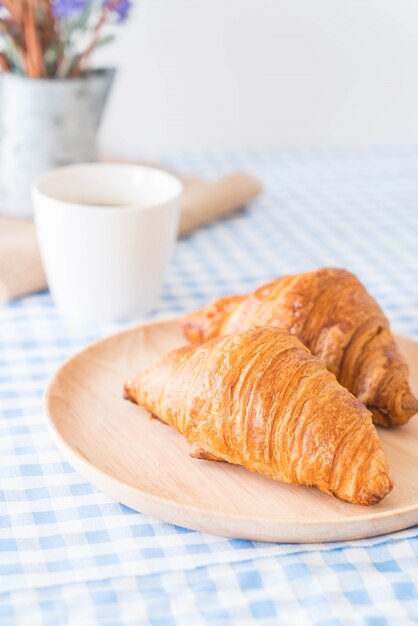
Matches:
[0,68,115,218]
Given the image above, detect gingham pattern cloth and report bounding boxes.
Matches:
[1,145,418,625]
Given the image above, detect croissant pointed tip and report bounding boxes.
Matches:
[123,377,136,402]
[401,389,418,419]
[181,310,205,343]
[329,422,393,505]
[354,451,393,505]
[356,472,393,506]
[367,387,418,427]
[182,295,246,344]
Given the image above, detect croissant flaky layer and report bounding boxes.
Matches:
[124,327,393,505]
[182,268,418,427]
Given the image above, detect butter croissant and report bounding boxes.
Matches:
[124,327,393,505]
[182,268,418,427]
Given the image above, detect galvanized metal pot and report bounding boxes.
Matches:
[0,68,115,218]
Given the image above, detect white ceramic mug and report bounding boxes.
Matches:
[32,163,182,322]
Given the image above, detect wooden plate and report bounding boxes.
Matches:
[45,318,418,543]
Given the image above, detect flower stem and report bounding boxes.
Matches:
[70,6,108,77]
[23,0,44,77]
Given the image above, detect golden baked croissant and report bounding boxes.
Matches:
[124,327,393,505]
[182,268,418,427]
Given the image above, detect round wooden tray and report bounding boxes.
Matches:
[45,318,418,543]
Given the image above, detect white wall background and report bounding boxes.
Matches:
[97,0,418,156]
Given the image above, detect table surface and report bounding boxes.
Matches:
[2,146,418,626]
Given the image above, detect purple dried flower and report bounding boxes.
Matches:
[52,0,131,22]
[105,0,131,22]
[52,0,87,19]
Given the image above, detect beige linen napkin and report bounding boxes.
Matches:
[0,172,261,304]
[0,216,46,303]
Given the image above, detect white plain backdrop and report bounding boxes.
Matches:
[97,0,418,156]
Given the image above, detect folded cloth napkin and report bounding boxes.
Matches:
[0,171,261,304]
[0,216,46,304]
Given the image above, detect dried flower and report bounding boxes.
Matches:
[106,0,131,23]
[0,0,131,78]
[53,0,131,21]
[52,0,87,19]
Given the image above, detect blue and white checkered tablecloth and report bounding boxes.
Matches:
[2,145,418,625]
